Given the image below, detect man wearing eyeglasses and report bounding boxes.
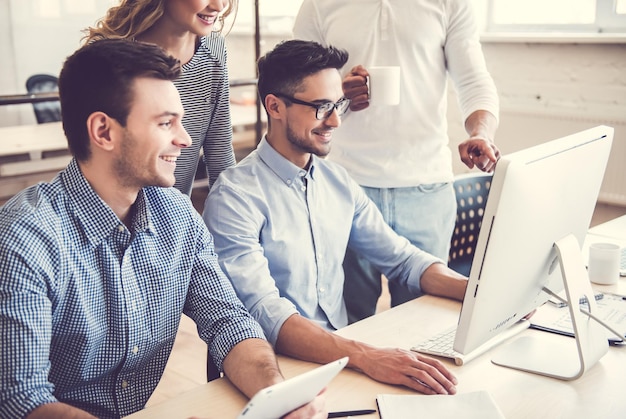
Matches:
[203,40,468,395]
[293,0,500,325]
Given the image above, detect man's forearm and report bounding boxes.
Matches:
[465,110,498,142]
[222,338,284,398]
[275,314,369,371]
[420,262,468,301]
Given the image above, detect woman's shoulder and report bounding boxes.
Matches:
[199,32,227,62]
[180,33,227,74]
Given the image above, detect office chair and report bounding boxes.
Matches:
[207,352,221,381]
[448,173,493,277]
[25,74,61,124]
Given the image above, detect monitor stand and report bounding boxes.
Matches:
[491,234,609,380]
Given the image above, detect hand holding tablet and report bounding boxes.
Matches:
[237,357,349,419]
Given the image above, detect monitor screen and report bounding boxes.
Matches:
[452,126,614,364]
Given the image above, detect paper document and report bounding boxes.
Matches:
[530,293,626,344]
[376,391,505,419]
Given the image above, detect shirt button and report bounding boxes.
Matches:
[300,186,306,191]
[319,287,326,293]
[132,346,139,354]
[121,380,128,389]
[117,224,125,232]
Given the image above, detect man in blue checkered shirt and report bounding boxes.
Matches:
[0,39,325,419]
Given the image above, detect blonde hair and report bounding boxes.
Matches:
[83,0,238,43]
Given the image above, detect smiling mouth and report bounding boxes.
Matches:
[315,130,333,141]
[160,156,178,163]
[198,14,217,25]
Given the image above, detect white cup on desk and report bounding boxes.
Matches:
[588,242,620,285]
[368,66,401,106]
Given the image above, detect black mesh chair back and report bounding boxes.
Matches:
[448,173,493,277]
[207,352,221,381]
[25,74,61,124]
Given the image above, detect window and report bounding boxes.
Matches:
[232,0,303,34]
[484,0,626,33]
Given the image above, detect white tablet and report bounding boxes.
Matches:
[237,356,349,419]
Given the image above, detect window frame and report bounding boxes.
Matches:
[485,0,626,34]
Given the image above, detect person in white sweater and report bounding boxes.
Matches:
[293,0,501,322]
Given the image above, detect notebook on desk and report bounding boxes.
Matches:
[530,293,626,344]
[377,391,505,419]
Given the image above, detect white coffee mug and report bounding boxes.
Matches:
[368,66,401,106]
[587,242,620,285]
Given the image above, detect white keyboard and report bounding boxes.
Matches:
[411,326,467,365]
[411,320,530,366]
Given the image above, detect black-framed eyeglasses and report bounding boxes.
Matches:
[274,93,351,120]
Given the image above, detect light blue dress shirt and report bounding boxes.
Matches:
[204,138,441,344]
[0,159,265,419]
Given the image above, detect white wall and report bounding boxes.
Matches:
[447,41,626,205]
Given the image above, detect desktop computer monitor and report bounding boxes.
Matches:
[452,125,614,379]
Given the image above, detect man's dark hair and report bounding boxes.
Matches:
[257,39,349,110]
[58,38,181,161]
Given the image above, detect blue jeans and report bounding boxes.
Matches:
[343,182,456,323]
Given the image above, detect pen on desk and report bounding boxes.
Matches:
[600,291,626,300]
[327,409,377,418]
[549,292,603,308]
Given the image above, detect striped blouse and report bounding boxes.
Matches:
[173,32,236,195]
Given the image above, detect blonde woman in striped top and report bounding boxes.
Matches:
[85,0,238,196]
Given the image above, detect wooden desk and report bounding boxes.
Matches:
[127,287,626,419]
[0,122,71,200]
[0,121,66,158]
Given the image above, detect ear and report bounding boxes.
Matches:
[87,111,116,152]
[264,94,284,120]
